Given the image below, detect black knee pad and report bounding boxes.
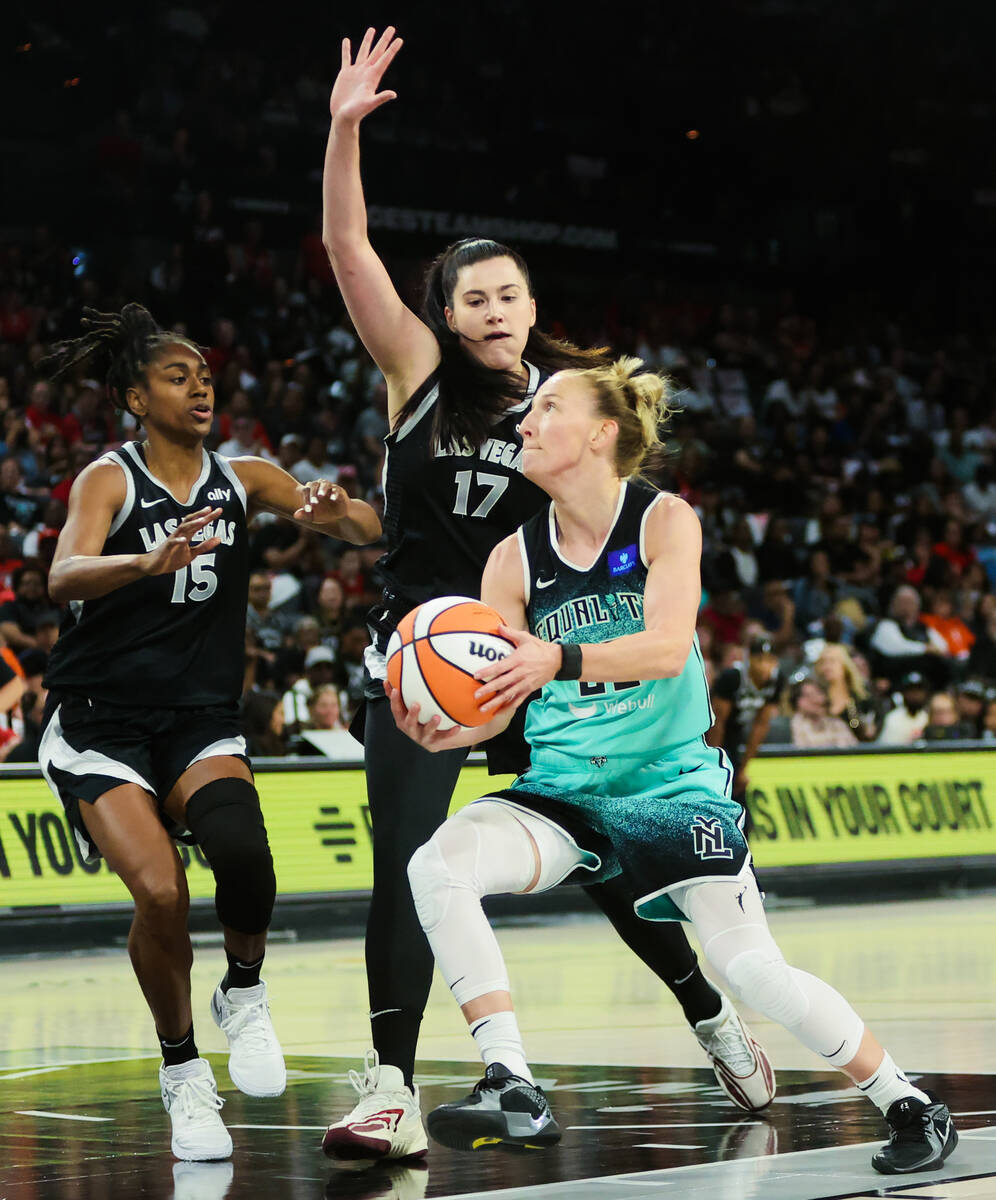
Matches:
[185,777,275,935]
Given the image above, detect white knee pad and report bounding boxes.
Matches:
[407,837,457,933]
[725,945,811,1028]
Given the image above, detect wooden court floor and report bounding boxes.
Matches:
[2,893,995,1199]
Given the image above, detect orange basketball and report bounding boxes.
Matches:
[385,596,514,729]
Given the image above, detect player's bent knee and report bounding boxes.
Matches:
[132,874,189,924]
[725,946,810,1028]
[408,837,463,933]
[185,777,275,935]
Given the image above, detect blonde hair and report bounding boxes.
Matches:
[568,356,671,479]
[815,643,869,700]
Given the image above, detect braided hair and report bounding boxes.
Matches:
[394,238,610,452]
[42,303,200,416]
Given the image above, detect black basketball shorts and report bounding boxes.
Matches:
[38,692,250,863]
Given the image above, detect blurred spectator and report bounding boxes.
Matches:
[877,672,930,745]
[334,619,372,721]
[245,572,288,654]
[0,457,45,530]
[699,585,747,649]
[968,595,996,679]
[814,642,880,741]
[747,578,797,652]
[314,575,346,655]
[241,689,287,757]
[786,675,858,749]
[756,517,799,582]
[793,549,836,632]
[332,547,379,611]
[963,463,996,524]
[922,691,975,741]
[951,679,984,739]
[290,434,340,485]
[920,588,975,662]
[932,518,976,578]
[708,636,785,794]
[0,564,50,652]
[869,585,949,686]
[983,695,996,742]
[0,647,26,760]
[218,412,268,458]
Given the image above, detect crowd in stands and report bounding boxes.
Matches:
[1,4,994,763]
[2,224,995,763]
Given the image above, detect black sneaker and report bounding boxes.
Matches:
[426,1063,562,1152]
[871,1092,958,1174]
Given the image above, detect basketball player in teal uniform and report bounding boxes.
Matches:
[38,304,381,1160]
[392,358,958,1174]
[321,26,774,1162]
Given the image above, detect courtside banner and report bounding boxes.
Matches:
[0,764,506,910]
[746,749,996,867]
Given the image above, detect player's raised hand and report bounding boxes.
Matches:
[329,26,403,125]
[141,507,222,577]
[295,479,348,524]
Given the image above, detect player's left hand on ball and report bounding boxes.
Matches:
[295,479,347,523]
[474,624,561,712]
[384,681,463,751]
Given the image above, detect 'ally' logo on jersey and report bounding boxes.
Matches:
[608,545,638,577]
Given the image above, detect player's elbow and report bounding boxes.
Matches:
[652,637,693,678]
[45,573,69,604]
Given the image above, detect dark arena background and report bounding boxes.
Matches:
[1,3,995,1199]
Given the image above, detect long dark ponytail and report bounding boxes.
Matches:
[396,238,609,451]
[41,303,198,414]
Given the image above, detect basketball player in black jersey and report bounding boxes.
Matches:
[320,28,774,1165]
[38,304,381,1162]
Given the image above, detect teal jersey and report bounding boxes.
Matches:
[518,481,713,765]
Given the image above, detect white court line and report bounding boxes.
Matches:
[634,1143,703,1150]
[227,1124,327,1131]
[568,1122,763,1130]
[0,1067,68,1081]
[0,1053,156,1074]
[16,1110,113,1123]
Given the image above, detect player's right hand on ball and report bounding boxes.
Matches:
[330,26,402,125]
[141,507,223,576]
[385,680,461,752]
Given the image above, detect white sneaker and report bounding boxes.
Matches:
[322,1049,428,1163]
[160,1058,233,1162]
[695,994,776,1112]
[171,1159,235,1199]
[210,981,287,1097]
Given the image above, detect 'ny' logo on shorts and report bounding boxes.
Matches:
[692,815,734,860]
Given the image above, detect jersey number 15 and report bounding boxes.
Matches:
[170,555,217,605]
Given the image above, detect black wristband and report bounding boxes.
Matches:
[554,642,583,681]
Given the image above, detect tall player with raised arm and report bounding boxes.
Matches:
[320,26,774,1165]
[39,304,381,1161]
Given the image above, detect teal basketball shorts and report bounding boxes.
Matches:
[483,736,751,921]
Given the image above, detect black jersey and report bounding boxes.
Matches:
[44,441,250,708]
[376,363,548,616]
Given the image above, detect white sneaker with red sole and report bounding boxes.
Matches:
[322,1050,428,1164]
[695,994,776,1111]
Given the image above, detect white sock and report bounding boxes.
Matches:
[470,1011,533,1084]
[857,1051,930,1115]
